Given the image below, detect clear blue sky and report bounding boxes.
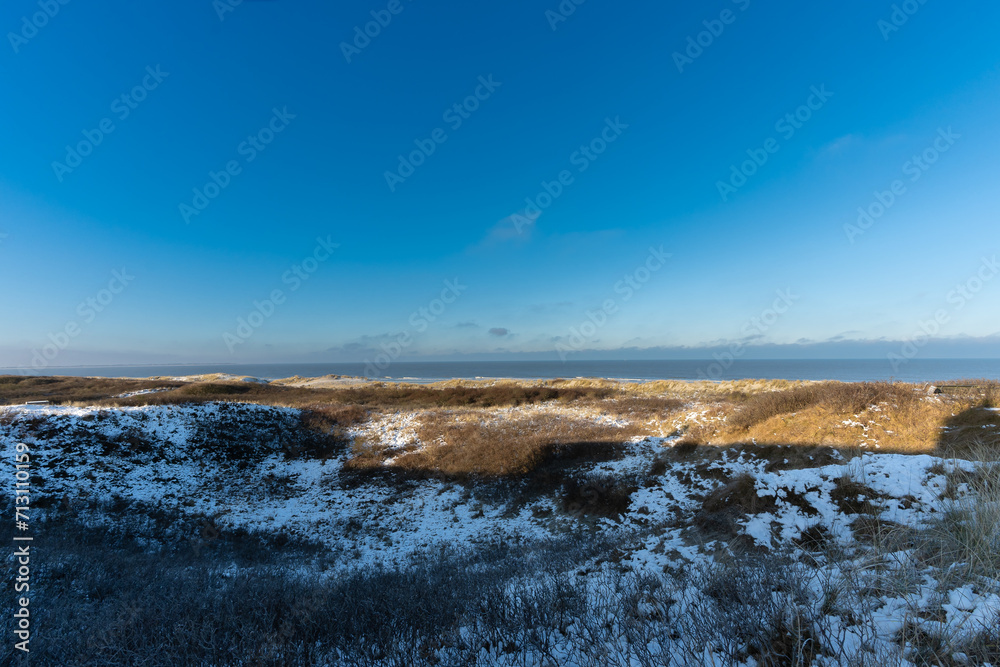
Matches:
[1,0,999,367]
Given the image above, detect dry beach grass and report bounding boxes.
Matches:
[3,375,998,469]
[3,374,1000,665]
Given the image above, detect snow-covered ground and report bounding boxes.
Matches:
[3,401,998,665]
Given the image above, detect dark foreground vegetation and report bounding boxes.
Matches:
[3,375,999,665]
[4,488,999,666]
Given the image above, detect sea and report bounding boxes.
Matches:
[6,359,1000,383]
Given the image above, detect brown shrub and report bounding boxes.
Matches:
[13,374,990,461]
[598,395,685,418]
[824,381,920,413]
[727,382,920,433]
[937,408,1000,458]
[936,378,1000,404]
[708,381,956,454]
[0,374,811,417]
[3,375,623,411]
[340,435,395,479]
[794,524,832,551]
[727,443,847,471]
[726,386,825,432]
[849,516,904,544]
[984,380,1000,408]
[670,437,702,457]
[940,379,1000,408]
[300,404,368,431]
[349,410,639,479]
[830,476,886,516]
[701,473,776,516]
[0,375,185,406]
[561,474,636,518]
[695,472,777,540]
[323,384,614,409]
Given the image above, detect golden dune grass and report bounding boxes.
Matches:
[6,375,997,470]
[682,381,999,455]
[346,408,642,478]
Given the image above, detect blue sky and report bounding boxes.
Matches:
[1,0,999,367]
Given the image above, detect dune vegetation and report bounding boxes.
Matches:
[2,374,999,665]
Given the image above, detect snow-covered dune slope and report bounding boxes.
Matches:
[3,401,999,665]
[0,402,982,568]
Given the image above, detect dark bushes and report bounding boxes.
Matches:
[188,404,349,464]
[561,473,636,518]
[0,501,657,667]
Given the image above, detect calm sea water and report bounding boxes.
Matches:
[7,359,1000,383]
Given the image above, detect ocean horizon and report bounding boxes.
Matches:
[5,359,1000,384]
